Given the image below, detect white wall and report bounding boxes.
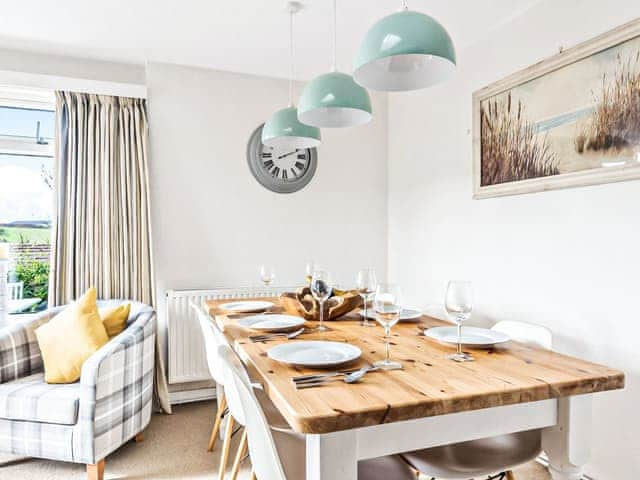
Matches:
[387,1,640,477]
[0,48,146,97]
[145,62,388,355]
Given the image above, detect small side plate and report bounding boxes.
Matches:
[424,326,510,348]
[219,300,275,313]
[361,307,422,322]
[237,314,305,332]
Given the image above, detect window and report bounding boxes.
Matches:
[0,86,55,313]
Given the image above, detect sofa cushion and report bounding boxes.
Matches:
[35,287,109,383]
[0,372,80,425]
[100,303,131,337]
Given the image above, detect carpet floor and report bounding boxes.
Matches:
[0,401,551,479]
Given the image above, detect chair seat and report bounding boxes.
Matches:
[272,428,416,480]
[401,430,542,479]
[0,373,80,425]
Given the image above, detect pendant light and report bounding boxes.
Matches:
[297,0,372,128]
[262,2,321,149]
[353,0,456,92]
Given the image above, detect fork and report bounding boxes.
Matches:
[249,327,306,342]
[295,366,382,389]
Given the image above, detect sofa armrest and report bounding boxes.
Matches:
[0,311,53,383]
[74,310,156,463]
[80,309,156,394]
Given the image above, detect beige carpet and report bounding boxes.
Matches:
[0,401,551,479]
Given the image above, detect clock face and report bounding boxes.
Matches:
[247,124,318,194]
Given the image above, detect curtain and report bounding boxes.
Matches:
[51,91,171,413]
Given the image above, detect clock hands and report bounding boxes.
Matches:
[277,150,299,160]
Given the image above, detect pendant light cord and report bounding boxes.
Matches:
[401,0,408,11]
[288,9,294,107]
[332,0,337,71]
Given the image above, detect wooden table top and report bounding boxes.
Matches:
[207,298,624,434]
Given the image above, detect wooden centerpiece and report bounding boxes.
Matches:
[280,287,363,321]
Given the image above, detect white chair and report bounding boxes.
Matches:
[192,303,288,480]
[192,302,228,454]
[218,343,417,480]
[7,281,23,300]
[401,320,553,480]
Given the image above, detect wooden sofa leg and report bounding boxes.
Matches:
[87,459,105,480]
[134,432,145,443]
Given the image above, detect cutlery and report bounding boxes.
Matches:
[292,367,367,384]
[295,365,384,389]
[249,327,306,342]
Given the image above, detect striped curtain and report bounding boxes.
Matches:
[50,91,171,413]
[50,92,155,305]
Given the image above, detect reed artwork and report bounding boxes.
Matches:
[575,53,640,154]
[480,93,559,185]
[476,25,640,194]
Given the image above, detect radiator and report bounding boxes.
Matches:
[166,286,298,386]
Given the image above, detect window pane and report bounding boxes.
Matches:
[0,153,53,313]
[0,106,55,140]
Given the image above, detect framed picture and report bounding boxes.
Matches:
[472,19,640,199]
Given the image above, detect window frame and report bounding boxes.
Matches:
[0,85,55,158]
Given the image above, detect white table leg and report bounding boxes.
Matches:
[306,430,358,480]
[542,395,592,480]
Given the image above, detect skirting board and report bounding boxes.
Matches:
[169,387,216,405]
[536,454,593,480]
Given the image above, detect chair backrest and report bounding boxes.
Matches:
[218,344,288,480]
[7,281,23,300]
[190,302,227,386]
[492,320,552,349]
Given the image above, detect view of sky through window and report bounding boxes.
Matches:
[0,106,54,226]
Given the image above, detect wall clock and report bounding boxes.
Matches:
[247,124,317,194]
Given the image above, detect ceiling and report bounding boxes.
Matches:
[0,0,541,81]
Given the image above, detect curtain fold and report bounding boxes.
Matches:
[51,91,171,414]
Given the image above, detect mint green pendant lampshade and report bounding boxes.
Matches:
[262,106,321,149]
[298,71,372,128]
[353,10,456,92]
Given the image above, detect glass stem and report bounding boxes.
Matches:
[363,297,368,326]
[319,300,324,329]
[457,321,462,355]
[385,325,391,362]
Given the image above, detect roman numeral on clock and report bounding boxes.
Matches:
[272,166,280,178]
[282,169,288,180]
[261,152,272,158]
[263,159,274,169]
[297,153,306,159]
[295,161,305,170]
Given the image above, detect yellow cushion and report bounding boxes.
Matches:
[100,303,131,337]
[35,287,109,384]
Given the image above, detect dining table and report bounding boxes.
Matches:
[207,297,624,480]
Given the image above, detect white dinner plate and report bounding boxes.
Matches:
[267,341,362,368]
[219,300,274,313]
[237,314,306,332]
[424,326,510,348]
[361,307,422,322]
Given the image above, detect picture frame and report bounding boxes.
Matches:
[472,18,640,199]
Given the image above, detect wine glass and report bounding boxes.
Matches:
[356,268,377,327]
[310,270,332,332]
[373,284,403,370]
[444,281,474,362]
[260,265,275,287]
[304,260,317,286]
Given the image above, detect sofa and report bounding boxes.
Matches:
[0,300,156,480]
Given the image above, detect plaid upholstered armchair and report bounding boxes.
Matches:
[0,300,156,480]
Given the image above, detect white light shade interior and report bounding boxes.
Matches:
[298,107,372,128]
[354,53,455,92]
[262,135,321,150]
